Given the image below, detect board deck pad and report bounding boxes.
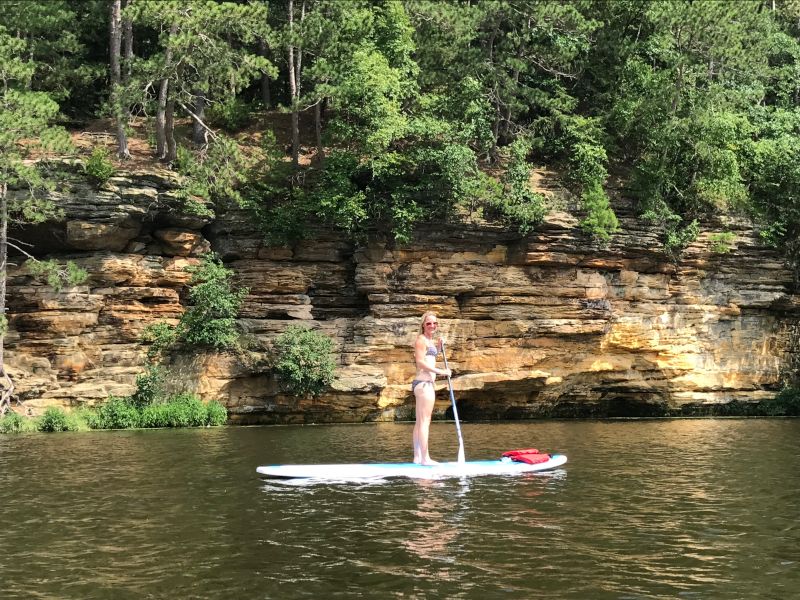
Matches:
[257,454,567,480]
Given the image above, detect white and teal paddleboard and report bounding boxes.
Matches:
[257,454,567,480]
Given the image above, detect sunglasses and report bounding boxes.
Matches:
[425,322,438,326]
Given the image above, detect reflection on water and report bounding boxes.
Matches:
[402,478,468,566]
[1,420,799,599]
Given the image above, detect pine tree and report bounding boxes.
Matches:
[110,0,130,159]
[127,0,274,160]
[0,26,85,414]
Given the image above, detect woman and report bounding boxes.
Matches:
[411,311,451,465]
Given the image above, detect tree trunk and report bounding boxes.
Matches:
[156,24,178,160]
[500,43,522,144]
[192,90,207,147]
[491,113,501,161]
[165,98,176,163]
[671,63,684,114]
[314,99,324,165]
[109,0,130,159]
[258,38,271,108]
[290,96,300,168]
[287,0,306,169]
[0,182,13,415]
[287,0,300,168]
[487,23,500,160]
[1,181,7,367]
[156,76,169,159]
[122,0,133,83]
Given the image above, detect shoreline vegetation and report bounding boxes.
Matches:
[2,387,798,434]
[0,393,227,434]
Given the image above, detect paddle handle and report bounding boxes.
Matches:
[441,341,466,464]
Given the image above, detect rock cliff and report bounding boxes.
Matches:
[7,168,800,422]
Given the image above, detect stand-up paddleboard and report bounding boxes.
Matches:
[254,346,571,481]
[257,453,567,481]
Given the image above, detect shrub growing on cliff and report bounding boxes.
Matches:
[272,326,336,397]
[174,136,248,204]
[178,253,249,351]
[141,254,248,357]
[581,183,619,242]
[130,365,166,407]
[485,138,546,235]
[709,231,736,254]
[140,322,178,361]
[26,258,88,292]
[85,146,115,184]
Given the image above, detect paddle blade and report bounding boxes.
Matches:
[457,445,466,464]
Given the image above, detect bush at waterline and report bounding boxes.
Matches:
[0,394,228,433]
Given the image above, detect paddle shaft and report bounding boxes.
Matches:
[441,341,466,463]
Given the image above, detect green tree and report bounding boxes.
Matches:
[0,25,84,415]
[745,107,800,277]
[580,0,775,254]
[272,325,336,397]
[252,1,420,242]
[110,0,130,159]
[486,137,546,235]
[409,0,598,158]
[143,253,248,355]
[259,1,513,244]
[126,0,274,160]
[297,0,376,162]
[0,0,103,111]
[179,253,248,351]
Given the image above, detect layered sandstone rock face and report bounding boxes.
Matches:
[6,169,800,422]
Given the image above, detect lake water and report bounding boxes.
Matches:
[1,419,798,599]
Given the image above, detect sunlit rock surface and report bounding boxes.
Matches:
[6,170,800,421]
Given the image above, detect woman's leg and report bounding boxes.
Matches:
[413,382,437,465]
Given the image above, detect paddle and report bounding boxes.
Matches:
[441,341,466,464]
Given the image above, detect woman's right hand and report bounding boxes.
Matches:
[441,368,452,378]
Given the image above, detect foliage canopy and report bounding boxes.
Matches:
[5,0,800,265]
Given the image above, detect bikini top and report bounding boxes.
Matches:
[425,344,438,357]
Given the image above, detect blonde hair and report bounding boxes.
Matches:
[419,311,438,334]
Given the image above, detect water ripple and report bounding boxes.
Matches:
[1,420,799,598]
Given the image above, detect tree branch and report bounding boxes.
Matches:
[5,240,36,260]
[527,56,579,79]
[0,369,16,417]
[177,101,219,142]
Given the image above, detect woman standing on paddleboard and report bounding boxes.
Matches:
[411,311,451,465]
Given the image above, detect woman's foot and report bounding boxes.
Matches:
[420,458,439,466]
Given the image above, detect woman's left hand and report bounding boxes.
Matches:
[438,336,446,350]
